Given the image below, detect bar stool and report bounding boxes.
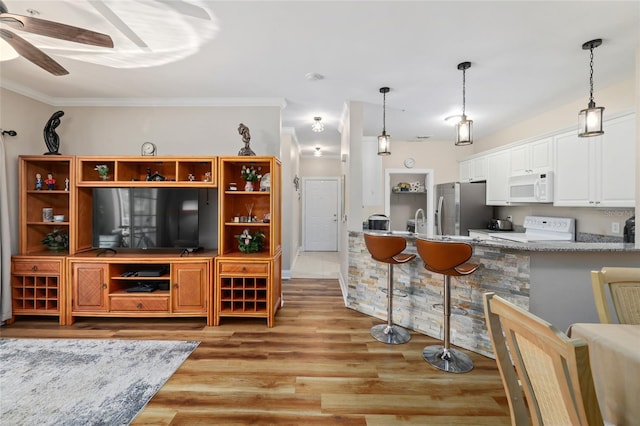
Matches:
[364,232,416,344]
[415,238,479,373]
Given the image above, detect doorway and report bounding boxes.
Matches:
[302,177,340,251]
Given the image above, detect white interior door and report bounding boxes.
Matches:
[303,177,339,251]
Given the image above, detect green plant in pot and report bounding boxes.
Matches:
[236,228,265,253]
[41,228,69,251]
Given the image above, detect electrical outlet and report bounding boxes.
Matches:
[611,222,620,234]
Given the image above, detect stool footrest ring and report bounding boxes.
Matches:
[371,324,411,344]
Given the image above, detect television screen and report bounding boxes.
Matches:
[93,188,200,250]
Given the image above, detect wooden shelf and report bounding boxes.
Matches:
[216,156,282,327]
[76,156,217,187]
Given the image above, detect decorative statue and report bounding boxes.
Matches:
[35,173,43,190]
[43,110,64,155]
[237,123,255,156]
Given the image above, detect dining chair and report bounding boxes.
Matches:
[483,292,602,426]
[591,267,640,324]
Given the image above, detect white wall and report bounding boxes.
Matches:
[280,130,301,277]
[299,156,341,177]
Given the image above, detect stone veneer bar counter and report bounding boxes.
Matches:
[347,231,639,358]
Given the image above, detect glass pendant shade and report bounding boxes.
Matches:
[578,103,604,137]
[455,115,473,146]
[378,132,391,155]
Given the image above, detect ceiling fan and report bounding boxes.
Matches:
[0,0,113,76]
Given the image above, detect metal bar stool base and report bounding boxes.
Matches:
[371,324,411,345]
[422,345,473,373]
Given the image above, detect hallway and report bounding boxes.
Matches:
[291,251,340,279]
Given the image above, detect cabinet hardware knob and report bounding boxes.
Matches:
[242,266,247,272]
[32,266,38,271]
[102,283,107,289]
[173,283,178,289]
[136,303,142,309]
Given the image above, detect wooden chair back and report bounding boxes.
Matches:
[591,267,640,324]
[483,292,602,426]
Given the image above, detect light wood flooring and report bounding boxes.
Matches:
[1,278,511,425]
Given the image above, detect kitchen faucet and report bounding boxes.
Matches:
[414,208,425,233]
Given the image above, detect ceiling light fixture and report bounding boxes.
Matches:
[314,147,322,157]
[455,62,473,146]
[312,116,324,132]
[578,38,604,137]
[378,87,391,156]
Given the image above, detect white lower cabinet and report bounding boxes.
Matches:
[554,113,635,208]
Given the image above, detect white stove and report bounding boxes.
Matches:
[488,216,575,243]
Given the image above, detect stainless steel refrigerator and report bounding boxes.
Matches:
[435,182,494,236]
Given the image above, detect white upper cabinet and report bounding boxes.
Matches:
[459,155,488,182]
[486,150,511,206]
[509,137,553,176]
[554,113,635,208]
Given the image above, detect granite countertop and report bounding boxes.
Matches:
[358,230,640,253]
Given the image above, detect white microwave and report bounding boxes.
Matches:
[508,171,553,203]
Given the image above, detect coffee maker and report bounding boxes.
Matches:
[624,216,635,243]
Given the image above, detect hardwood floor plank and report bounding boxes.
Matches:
[2,278,511,424]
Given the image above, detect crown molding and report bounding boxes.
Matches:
[1,79,286,109]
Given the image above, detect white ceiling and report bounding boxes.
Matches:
[1,1,638,156]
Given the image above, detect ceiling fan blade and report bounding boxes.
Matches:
[0,12,113,48]
[0,28,68,75]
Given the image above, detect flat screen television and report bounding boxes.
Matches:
[92,188,200,250]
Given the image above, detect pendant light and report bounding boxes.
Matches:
[455,62,473,146]
[377,87,391,155]
[578,38,604,137]
[312,116,324,132]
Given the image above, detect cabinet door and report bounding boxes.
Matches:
[529,137,552,173]
[459,159,472,182]
[172,262,207,313]
[72,262,108,312]
[509,145,529,176]
[597,114,636,207]
[471,156,488,181]
[553,130,594,206]
[486,151,510,205]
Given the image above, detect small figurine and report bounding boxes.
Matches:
[237,123,256,156]
[188,173,195,181]
[64,177,70,191]
[45,172,56,190]
[204,172,211,182]
[35,173,43,190]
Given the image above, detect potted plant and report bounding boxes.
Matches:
[240,165,262,191]
[235,228,265,253]
[94,164,109,180]
[41,228,69,251]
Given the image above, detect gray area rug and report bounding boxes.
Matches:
[0,338,199,426]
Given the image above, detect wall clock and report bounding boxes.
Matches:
[141,142,157,156]
[403,157,415,168]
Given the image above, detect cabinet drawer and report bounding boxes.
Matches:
[110,296,169,312]
[219,262,268,274]
[13,261,61,274]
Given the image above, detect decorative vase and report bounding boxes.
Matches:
[244,181,255,192]
[100,175,109,181]
[47,244,65,251]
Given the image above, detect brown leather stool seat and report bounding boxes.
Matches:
[364,232,416,344]
[416,238,479,373]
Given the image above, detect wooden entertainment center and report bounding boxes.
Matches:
[10,155,282,327]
